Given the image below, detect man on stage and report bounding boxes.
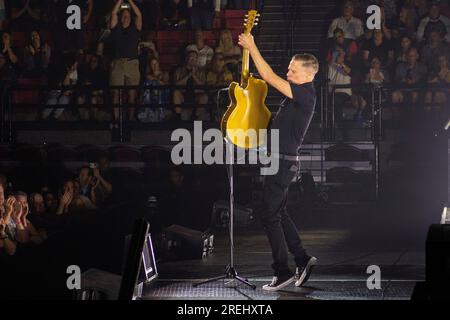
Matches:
[238,34,318,291]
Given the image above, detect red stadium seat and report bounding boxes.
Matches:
[11,78,47,108]
[75,144,105,162]
[11,32,27,48]
[157,40,184,54]
[223,10,247,19]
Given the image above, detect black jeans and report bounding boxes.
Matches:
[258,159,309,277]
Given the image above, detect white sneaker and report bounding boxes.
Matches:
[294,257,318,287]
[262,274,295,292]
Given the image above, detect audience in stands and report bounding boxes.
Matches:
[188,0,221,30]
[361,29,394,70]
[0,190,17,256]
[326,28,359,64]
[139,57,170,123]
[1,32,20,69]
[328,1,364,40]
[109,0,142,125]
[416,1,450,43]
[42,56,79,121]
[138,32,159,83]
[215,29,241,79]
[425,54,450,113]
[392,47,427,105]
[23,30,51,76]
[77,54,109,121]
[328,48,367,122]
[186,30,214,69]
[420,30,449,75]
[173,50,208,120]
[394,35,414,65]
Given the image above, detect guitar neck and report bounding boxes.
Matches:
[241,47,250,86]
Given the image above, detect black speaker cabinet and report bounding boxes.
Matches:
[426,224,450,289]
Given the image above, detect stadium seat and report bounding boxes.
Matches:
[46,145,77,162]
[75,144,106,162]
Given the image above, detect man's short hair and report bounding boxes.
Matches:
[293,53,319,75]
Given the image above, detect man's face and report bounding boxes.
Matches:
[335,31,345,45]
[79,168,91,185]
[401,37,411,49]
[15,195,28,212]
[373,30,383,42]
[430,5,440,19]
[64,181,74,194]
[407,49,418,64]
[287,59,312,84]
[342,3,354,17]
[45,193,56,209]
[121,9,132,28]
[33,194,45,214]
[186,52,198,68]
[195,31,204,44]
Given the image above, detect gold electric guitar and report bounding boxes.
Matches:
[220,10,271,149]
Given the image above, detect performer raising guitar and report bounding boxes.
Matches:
[238,34,319,291]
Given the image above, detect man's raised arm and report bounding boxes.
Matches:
[128,0,142,31]
[110,0,123,29]
[238,34,293,99]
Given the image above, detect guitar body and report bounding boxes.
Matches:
[222,76,271,149]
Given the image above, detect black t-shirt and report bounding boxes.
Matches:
[111,23,141,59]
[270,82,316,156]
[362,40,393,67]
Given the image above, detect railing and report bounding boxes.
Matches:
[0,81,448,143]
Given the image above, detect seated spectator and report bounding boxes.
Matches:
[173,50,208,120]
[77,54,109,121]
[206,52,233,87]
[327,1,364,41]
[328,48,367,122]
[361,29,394,70]
[56,180,75,215]
[1,193,17,256]
[1,32,20,70]
[8,0,42,32]
[206,52,233,119]
[365,57,390,86]
[326,28,359,64]
[215,29,241,79]
[394,35,414,65]
[391,4,417,39]
[417,2,450,43]
[188,0,221,30]
[138,33,159,82]
[160,0,189,30]
[23,30,51,76]
[43,191,57,214]
[425,55,450,113]
[185,30,214,69]
[109,0,143,125]
[91,163,112,206]
[139,57,170,123]
[14,191,46,245]
[392,47,427,105]
[75,166,109,207]
[420,31,449,76]
[0,53,16,82]
[42,56,79,121]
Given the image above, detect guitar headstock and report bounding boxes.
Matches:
[244,10,260,34]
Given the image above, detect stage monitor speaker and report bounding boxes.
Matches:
[163,224,214,260]
[210,200,254,230]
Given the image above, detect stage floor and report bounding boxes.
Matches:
[144,229,425,300]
